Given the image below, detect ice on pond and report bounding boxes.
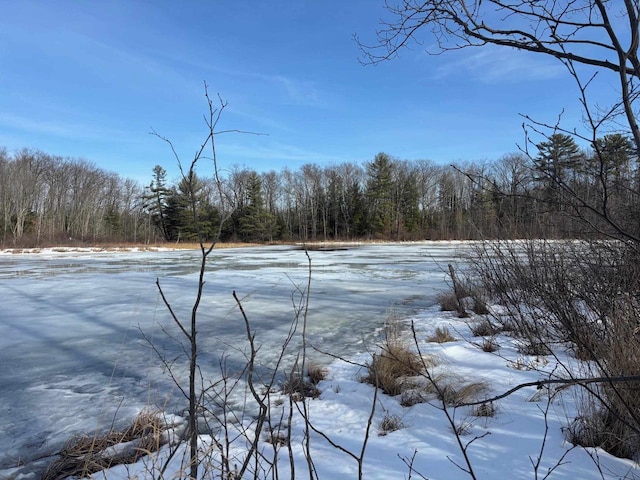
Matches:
[0,242,471,476]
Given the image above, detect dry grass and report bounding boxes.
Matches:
[427,326,457,343]
[364,343,428,396]
[42,410,168,480]
[565,400,640,460]
[471,297,490,315]
[480,337,500,352]
[437,291,463,313]
[436,377,489,407]
[469,318,501,337]
[363,313,436,396]
[265,431,289,447]
[378,413,405,436]
[400,389,427,407]
[281,363,323,400]
[307,362,328,385]
[516,340,552,356]
[471,402,497,417]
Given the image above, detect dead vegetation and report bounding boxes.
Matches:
[470,239,640,459]
[435,377,489,407]
[364,344,427,396]
[42,410,170,480]
[427,326,456,343]
[363,314,440,396]
[378,413,405,436]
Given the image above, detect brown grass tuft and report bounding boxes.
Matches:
[469,318,502,337]
[282,362,325,400]
[378,413,405,436]
[481,337,500,352]
[427,326,457,343]
[364,343,426,396]
[42,410,167,480]
[307,363,328,385]
[436,377,489,407]
[437,291,464,313]
[471,401,497,417]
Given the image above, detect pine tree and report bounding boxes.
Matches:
[167,173,217,242]
[238,172,276,242]
[142,165,172,241]
[366,152,395,237]
[593,134,635,183]
[535,133,583,185]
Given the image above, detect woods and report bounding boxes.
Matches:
[1,131,639,247]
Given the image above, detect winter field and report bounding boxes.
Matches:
[0,242,638,479]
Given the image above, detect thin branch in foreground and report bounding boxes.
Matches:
[456,375,640,408]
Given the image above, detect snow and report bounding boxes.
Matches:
[0,242,638,479]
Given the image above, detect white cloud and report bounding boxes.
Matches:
[0,112,134,142]
[432,46,565,83]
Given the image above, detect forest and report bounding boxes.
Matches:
[0,130,637,247]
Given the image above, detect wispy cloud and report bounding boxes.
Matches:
[0,112,134,142]
[262,74,327,108]
[431,46,565,83]
[218,139,342,168]
[160,51,334,109]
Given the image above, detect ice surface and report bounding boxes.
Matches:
[0,242,471,476]
[3,242,638,479]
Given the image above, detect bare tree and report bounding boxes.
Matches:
[360,1,640,241]
[151,85,235,479]
[359,1,640,147]
[359,0,640,467]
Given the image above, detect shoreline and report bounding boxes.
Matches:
[0,239,471,255]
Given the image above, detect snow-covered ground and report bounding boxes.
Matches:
[1,242,638,479]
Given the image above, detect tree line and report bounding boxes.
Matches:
[1,131,638,247]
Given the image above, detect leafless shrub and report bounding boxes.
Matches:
[570,300,640,459]
[378,413,405,436]
[282,370,321,400]
[471,239,640,459]
[470,402,496,418]
[437,290,462,313]
[480,338,499,353]
[427,326,456,343]
[469,318,501,337]
[452,420,473,436]
[400,389,427,407]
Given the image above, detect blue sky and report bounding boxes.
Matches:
[0,1,606,184]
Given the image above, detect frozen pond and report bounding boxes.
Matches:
[0,242,471,476]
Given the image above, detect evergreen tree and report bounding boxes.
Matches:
[348,180,368,238]
[142,165,172,241]
[238,172,276,242]
[534,133,583,187]
[593,134,635,183]
[167,173,217,242]
[366,153,395,237]
[394,162,420,239]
